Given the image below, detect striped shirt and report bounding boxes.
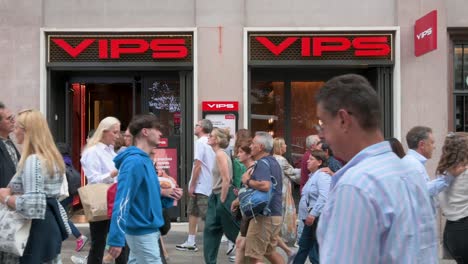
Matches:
[316,141,438,264]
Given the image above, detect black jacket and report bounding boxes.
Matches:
[0,140,20,188]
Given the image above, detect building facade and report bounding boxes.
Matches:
[1,0,467,219]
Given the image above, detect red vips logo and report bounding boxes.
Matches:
[255,36,391,57]
[414,10,437,57]
[51,38,189,59]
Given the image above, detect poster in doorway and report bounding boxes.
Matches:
[152,148,178,187]
[205,113,237,148]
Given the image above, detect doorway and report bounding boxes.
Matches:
[250,67,392,166]
[48,70,194,220]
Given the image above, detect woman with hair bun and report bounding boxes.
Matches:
[203,127,240,264]
[438,132,468,264]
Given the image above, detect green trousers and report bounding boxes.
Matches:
[203,188,240,264]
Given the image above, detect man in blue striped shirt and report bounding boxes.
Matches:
[315,74,438,263]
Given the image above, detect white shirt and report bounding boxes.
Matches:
[439,169,468,221]
[80,142,117,184]
[190,136,215,196]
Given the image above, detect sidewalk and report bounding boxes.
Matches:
[63,222,238,264]
[61,222,456,264]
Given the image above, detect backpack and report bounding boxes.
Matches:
[238,159,277,218]
[65,164,81,196]
[232,158,246,189]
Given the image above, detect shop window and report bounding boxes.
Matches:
[454,44,468,131]
[250,80,322,166]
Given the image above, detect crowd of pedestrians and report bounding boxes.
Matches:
[0,72,468,264]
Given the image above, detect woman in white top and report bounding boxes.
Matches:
[438,132,468,264]
[80,116,128,264]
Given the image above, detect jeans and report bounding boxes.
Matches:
[293,219,319,264]
[126,231,162,264]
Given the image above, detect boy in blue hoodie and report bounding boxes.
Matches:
[107,114,183,263]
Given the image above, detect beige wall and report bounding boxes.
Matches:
[0,0,464,165]
[396,0,448,175]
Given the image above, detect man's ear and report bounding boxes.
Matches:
[337,109,353,131]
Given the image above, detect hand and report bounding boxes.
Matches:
[0,188,12,201]
[241,171,251,185]
[305,215,315,226]
[231,199,239,212]
[171,187,183,200]
[108,246,122,259]
[110,170,119,178]
[162,187,183,200]
[320,167,334,176]
[447,164,468,177]
[188,184,196,197]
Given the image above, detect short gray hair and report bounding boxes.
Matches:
[406,126,432,149]
[305,135,320,149]
[200,119,213,134]
[255,131,273,153]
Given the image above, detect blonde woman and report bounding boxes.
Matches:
[0,109,70,264]
[203,127,239,264]
[272,137,299,260]
[438,132,468,264]
[80,116,128,264]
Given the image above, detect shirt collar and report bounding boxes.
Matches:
[96,142,114,152]
[331,141,392,188]
[407,149,427,165]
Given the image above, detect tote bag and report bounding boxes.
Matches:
[0,203,32,256]
[78,183,112,222]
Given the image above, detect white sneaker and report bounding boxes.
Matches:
[176,241,199,252]
[71,255,88,264]
[226,241,236,255]
[229,255,236,262]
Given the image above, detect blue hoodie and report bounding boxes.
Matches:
[108,146,173,247]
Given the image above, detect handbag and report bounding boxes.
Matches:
[107,183,118,218]
[238,159,277,218]
[0,203,32,256]
[78,183,112,222]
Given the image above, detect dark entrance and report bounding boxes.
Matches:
[47,70,194,220]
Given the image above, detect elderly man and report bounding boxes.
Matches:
[315,74,437,263]
[0,101,19,188]
[241,131,283,264]
[300,135,321,191]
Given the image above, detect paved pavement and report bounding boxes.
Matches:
[61,222,456,264]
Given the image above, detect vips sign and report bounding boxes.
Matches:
[202,101,239,149]
[414,10,437,57]
[249,33,394,64]
[48,34,193,63]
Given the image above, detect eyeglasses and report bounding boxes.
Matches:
[6,115,15,122]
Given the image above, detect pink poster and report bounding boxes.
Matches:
[152,148,178,187]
